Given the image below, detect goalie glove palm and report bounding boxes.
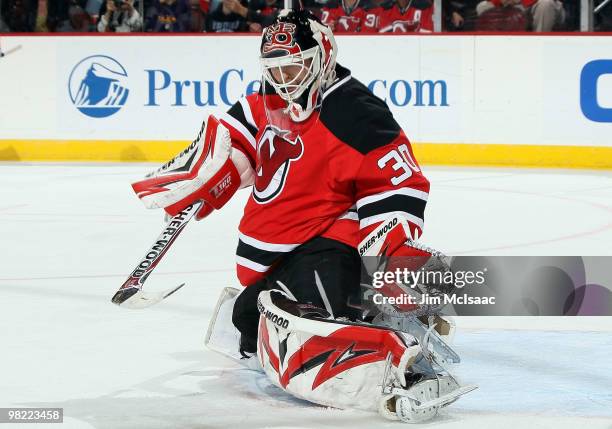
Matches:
[132,115,253,219]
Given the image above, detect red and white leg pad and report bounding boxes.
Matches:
[204,288,476,423]
[256,290,420,413]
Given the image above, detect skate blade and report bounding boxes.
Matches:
[412,384,478,410]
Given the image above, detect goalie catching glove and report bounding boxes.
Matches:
[132,115,254,219]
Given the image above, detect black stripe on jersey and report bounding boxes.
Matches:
[228,101,258,139]
[236,239,283,267]
[357,194,427,222]
[320,64,401,155]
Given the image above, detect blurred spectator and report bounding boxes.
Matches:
[42,0,92,31]
[370,0,393,7]
[443,0,478,30]
[310,0,329,8]
[0,0,7,31]
[98,0,142,31]
[2,0,36,31]
[320,0,383,33]
[205,0,247,32]
[86,0,104,24]
[304,0,324,16]
[147,0,191,31]
[65,2,92,30]
[476,0,564,31]
[562,1,578,30]
[378,0,433,32]
[46,0,92,33]
[217,0,280,32]
[245,0,281,32]
[188,0,206,31]
[475,2,526,30]
[35,0,49,31]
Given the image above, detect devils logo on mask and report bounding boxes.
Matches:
[254,127,304,204]
[262,23,301,56]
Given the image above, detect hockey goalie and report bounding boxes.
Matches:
[131,8,475,423]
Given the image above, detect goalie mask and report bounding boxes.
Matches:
[260,9,337,127]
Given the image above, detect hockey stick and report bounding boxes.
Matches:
[111,201,202,309]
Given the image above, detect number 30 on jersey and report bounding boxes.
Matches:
[377,144,420,185]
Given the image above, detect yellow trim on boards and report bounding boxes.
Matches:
[0,140,188,163]
[1,139,611,169]
[413,143,612,170]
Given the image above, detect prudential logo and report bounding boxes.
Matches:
[580,59,612,123]
[68,55,129,118]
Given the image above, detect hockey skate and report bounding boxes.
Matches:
[378,342,477,423]
[369,303,479,424]
[370,299,477,422]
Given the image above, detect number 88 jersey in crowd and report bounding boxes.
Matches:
[219,64,430,286]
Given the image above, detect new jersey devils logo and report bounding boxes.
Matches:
[254,127,304,204]
[262,23,300,56]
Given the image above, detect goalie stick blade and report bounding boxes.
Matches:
[113,283,186,309]
[111,286,140,305]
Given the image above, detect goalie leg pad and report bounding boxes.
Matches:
[256,290,420,412]
[205,286,263,371]
[205,287,243,362]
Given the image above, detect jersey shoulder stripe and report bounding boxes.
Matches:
[320,66,401,155]
[227,98,258,139]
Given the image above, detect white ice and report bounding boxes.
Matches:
[1,164,611,429]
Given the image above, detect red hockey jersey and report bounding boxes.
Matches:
[320,0,382,33]
[219,65,430,286]
[378,3,433,32]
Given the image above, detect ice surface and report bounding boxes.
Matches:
[0,164,611,428]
